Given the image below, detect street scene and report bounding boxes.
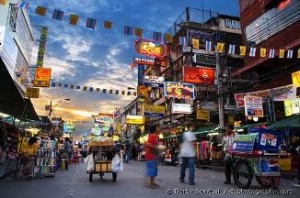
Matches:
[1,0,300,197]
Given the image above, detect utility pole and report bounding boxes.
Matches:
[216,51,225,128]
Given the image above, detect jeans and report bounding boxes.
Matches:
[180,157,195,184]
[224,154,233,182]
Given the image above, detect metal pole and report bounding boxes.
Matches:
[216,52,224,128]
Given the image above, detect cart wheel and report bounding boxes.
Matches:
[233,160,253,189]
[89,173,93,182]
[112,172,117,182]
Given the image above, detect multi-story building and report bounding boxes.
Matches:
[0,1,39,121]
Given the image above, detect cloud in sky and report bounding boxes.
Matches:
[27,0,239,124]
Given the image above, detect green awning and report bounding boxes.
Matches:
[267,115,300,129]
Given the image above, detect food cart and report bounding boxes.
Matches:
[231,128,281,189]
[87,141,117,182]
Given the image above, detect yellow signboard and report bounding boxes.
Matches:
[126,115,145,125]
[33,68,52,87]
[292,71,300,87]
[144,105,165,114]
[196,110,210,120]
[26,87,40,98]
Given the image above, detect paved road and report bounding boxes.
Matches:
[0,160,299,198]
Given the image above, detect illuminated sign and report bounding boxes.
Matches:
[244,96,264,118]
[183,66,215,85]
[33,68,52,87]
[292,71,300,87]
[164,82,195,99]
[134,38,167,58]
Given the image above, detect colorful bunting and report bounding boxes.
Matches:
[153,32,162,42]
[134,28,143,37]
[279,49,285,58]
[69,14,79,25]
[216,42,225,53]
[64,84,68,88]
[249,47,256,57]
[205,41,212,51]
[228,44,235,54]
[15,1,29,9]
[103,21,112,29]
[89,87,93,92]
[269,48,275,58]
[76,85,80,89]
[96,88,100,92]
[165,33,173,43]
[83,86,87,91]
[35,6,47,16]
[86,18,97,29]
[192,38,199,49]
[240,46,246,56]
[287,49,293,59]
[260,48,266,58]
[124,26,133,35]
[52,9,64,21]
[70,85,74,89]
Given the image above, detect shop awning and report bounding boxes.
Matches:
[0,59,39,121]
[266,115,300,129]
[194,126,219,135]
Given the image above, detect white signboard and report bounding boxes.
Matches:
[244,96,264,118]
[172,103,192,114]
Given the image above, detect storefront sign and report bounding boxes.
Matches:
[164,82,195,99]
[284,98,300,116]
[26,87,40,98]
[235,84,296,107]
[144,105,165,118]
[196,110,210,120]
[133,57,155,66]
[36,27,48,67]
[33,68,52,87]
[172,103,192,114]
[134,38,167,58]
[183,66,215,85]
[292,71,300,87]
[232,134,257,154]
[144,75,164,87]
[126,115,145,125]
[244,96,264,117]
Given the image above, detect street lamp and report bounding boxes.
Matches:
[48,98,71,119]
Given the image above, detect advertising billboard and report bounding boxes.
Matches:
[183,66,215,85]
[164,82,195,99]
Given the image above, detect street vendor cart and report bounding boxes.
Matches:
[87,141,117,182]
[231,128,281,189]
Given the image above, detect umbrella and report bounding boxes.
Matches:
[267,115,300,129]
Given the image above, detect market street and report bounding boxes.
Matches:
[0,161,299,198]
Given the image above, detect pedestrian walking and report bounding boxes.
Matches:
[145,125,159,188]
[222,126,235,184]
[179,124,196,185]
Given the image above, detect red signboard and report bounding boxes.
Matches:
[183,66,215,85]
[134,38,167,58]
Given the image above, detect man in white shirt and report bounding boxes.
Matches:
[179,124,196,185]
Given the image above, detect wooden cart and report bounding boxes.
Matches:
[88,141,117,182]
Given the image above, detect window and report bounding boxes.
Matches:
[9,4,18,32]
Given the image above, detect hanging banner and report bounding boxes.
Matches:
[33,68,52,87]
[126,115,145,125]
[164,82,195,99]
[26,87,40,98]
[183,65,215,85]
[144,105,165,118]
[144,75,164,87]
[134,38,167,58]
[292,71,300,87]
[172,103,192,114]
[235,84,297,107]
[196,110,210,120]
[36,27,48,67]
[244,96,264,117]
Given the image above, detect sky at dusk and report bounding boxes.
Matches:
[26,0,239,123]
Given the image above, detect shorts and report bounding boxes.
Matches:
[146,160,158,177]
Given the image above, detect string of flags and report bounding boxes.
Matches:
[9,1,300,59]
[50,82,137,96]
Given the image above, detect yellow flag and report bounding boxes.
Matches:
[260,48,266,57]
[35,6,47,16]
[0,0,8,5]
[240,46,246,56]
[297,49,300,58]
[216,42,225,53]
[279,49,285,58]
[192,38,199,49]
[69,14,79,25]
[165,33,173,43]
[134,28,143,37]
[103,21,112,29]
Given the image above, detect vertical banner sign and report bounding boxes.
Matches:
[138,65,144,86]
[244,96,264,117]
[36,27,48,67]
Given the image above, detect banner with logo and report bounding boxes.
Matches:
[183,66,215,85]
[232,134,257,154]
[144,105,165,118]
[144,75,164,87]
[164,82,195,99]
[244,96,264,117]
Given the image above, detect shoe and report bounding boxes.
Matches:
[224,181,231,184]
[293,183,300,188]
[179,178,184,183]
[189,182,195,185]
